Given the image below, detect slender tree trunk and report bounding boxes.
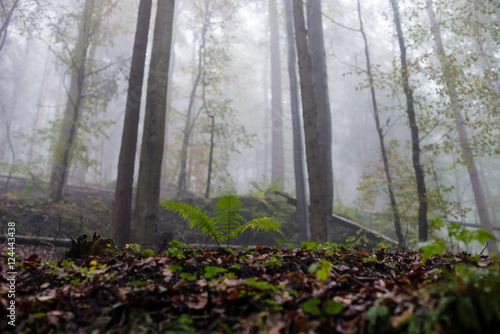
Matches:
[292,0,328,243]
[177,9,210,196]
[391,0,428,241]
[426,0,499,253]
[358,0,403,245]
[112,0,152,248]
[269,0,285,187]
[28,49,52,164]
[284,0,309,242]
[49,0,95,202]
[306,0,333,227]
[0,0,20,57]
[205,114,215,199]
[134,0,175,248]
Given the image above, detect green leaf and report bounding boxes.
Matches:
[303,298,322,316]
[141,249,154,257]
[325,300,344,315]
[473,228,498,244]
[418,239,446,263]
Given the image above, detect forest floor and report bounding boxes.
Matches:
[1,241,499,333]
[1,195,500,333]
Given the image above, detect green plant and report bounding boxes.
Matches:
[248,176,283,200]
[418,218,498,263]
[308,260,332,282]
[161,195,283,247]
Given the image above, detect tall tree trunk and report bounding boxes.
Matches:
[269,0,285,187]
[391,0,428,241]
[284,0,309,242]
[49,0,95,202]
[28,49,52,164]
[306,0,334,230]
[426,0,499,253]
[112,0,152,248]
[292,0,328,243]
[358,0,403,245]
[134,0,175,248]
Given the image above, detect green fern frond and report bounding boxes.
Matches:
[161,201,220,246]
[214,195,243,246]
[232,217,284,238]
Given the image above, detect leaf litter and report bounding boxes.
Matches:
[1,243,499,333]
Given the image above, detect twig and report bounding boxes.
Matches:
[480,242,488,256]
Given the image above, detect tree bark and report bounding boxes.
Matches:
[390,0,428,241]
[426,0,499,253]
[269,0,285,187]
[358,0,403,245]
[292,0,328,243]
[49,0,95,202]
[112,0,152,248]
[205,114,215,199]
[134,0,175,248]
[284,0,310,242]
[306,0,334,228]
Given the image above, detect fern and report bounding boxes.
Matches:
[215,195,243,247]
[161,201,220,246]
[231,217,284,238]
[161,195,284,248]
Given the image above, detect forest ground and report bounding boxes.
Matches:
[0,195,499,333]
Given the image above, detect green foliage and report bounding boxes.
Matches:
[214,195,243,247]
[308,260,332,282]
[419,218,498,262]
[161,201,220,245]
[325,300,344,315]
[141,249,154,258]
[361,305,391,334]
[302,298,321,316]
[248,176,283,200]
[404,264,500,334]
[161,195,283,247]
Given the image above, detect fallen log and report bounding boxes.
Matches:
[273,191,399,245]
[0,235,72,247]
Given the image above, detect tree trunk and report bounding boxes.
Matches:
[177,8,210,196]
[205,115,215,199]
[112,0,152,248]
[284,0,310,242]
[269,0,285,187]
[134,0,175,248]
[49,0,95,202]
[358,0,403,245]
[306,0,334,228]
[426,0,499,254]
[292,0,328,243]
[0,0,20,56]
[28,49,52,164]
[391,0,428,241]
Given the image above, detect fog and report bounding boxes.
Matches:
[1,0,499,242]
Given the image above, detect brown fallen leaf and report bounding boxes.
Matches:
[478,259,493,267]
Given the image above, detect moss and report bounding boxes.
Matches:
[66,232,117,259]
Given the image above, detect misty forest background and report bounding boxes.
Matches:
[1,0,499,253]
